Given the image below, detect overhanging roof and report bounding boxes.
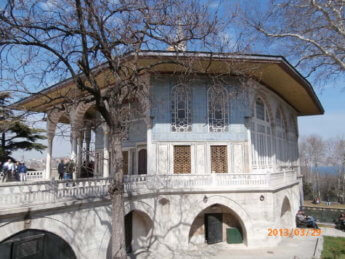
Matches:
[13,50,324,116]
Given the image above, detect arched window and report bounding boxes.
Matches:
[251,97,273,169]
[171,85,192,132]
[275,108,287,167]
[208,85,229,132]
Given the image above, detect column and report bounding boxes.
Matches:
[84,127,91,164]
[77,133,83,177]
[45,134,54,180]
[103,124,110,177]
[70,130,78,179]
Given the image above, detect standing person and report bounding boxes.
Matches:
[14,161,20,181]
[57,160,65,180]
[2,159,13,182]
[0,162,3,182]
[64,159,74,180]
[18,162,27,182]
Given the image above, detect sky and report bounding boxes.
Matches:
[5,0,345,160]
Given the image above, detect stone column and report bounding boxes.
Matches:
[84,127,91,164]
[45,134,54,180]
[70,130,78,179]
[103,124,110,178]
[77,133,83,177]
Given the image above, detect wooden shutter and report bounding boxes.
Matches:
[122,151,128,175]
[174,145,191,174]
[211,146,227,173]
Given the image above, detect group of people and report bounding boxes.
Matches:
[57,159,75,180]
[296,210,319,229]
[0,159,28,182]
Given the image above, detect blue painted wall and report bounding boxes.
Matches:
[151,75,250,142]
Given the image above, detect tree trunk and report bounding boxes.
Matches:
[109,133,126,259]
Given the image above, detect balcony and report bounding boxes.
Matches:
[0,170,298,212]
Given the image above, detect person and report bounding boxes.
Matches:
[14,161,20,181]
[65,159,74,180]
[296,210,319,229]
[17,162,27,182]
[335,213,345,230]
[2,159,14,182]
[57,160,65,180]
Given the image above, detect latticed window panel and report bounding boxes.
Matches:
[208,86,229,132]
[122,151,128,175]
[211,146,228,173]
[174,145,191,174]
[171,85,192,132]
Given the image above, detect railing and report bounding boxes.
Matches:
[0,178,111,209]
[26,170,45,181]
[0,171,297,210]
[124,170,298,192]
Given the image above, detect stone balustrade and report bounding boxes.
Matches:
[0,178,111,209]
[0,171,297,210]
[26,170,45,181]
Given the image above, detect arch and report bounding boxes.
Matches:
[188,203,246,246]
[252,93,274,124]
[186,196,252,246]
[280,196,293,228]
[208,85,229,132]
[0,229,76,259]
[124,209,154,253]
[70,101,96,130]
[47,108,68,136]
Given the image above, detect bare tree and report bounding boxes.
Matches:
[0,0,229,257]
[242,0,344,81]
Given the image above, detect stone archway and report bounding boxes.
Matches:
[125,210,154,254]
[0,229,76,259]
[280,196,293,228]
[188,203,245,246]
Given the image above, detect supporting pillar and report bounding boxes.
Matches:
[77,133,83,177]
[103,124,110,178]
[85,127,91,164]
[45,134,54,180]
[70,130,78,179]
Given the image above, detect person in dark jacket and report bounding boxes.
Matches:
[57,160,65,180]
[18,162,27,182]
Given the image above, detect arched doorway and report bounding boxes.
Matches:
[125,210,153,253]
[189,204,245,245]
[0,229,76,259]
[280,196,293,227]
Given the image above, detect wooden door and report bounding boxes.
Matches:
[205,213,223,244]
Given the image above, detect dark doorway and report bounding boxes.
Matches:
[0,229,76,259]
[205,213,223,244]
[125,212,133,253]
[138,149,147,175]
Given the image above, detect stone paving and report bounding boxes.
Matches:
[141,227,345,259]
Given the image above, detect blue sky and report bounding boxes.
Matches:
[7,0,345,160]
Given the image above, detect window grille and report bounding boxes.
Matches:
[174,145,191,174]
[211,146,228,173]
[251,97,273,169]
[171,85,192,132]
[208,85,229,132]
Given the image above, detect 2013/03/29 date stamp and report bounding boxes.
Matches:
[268,228,322,237]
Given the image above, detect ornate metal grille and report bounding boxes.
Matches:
[174,145,191,174]
[171,85,192,132]
[211,146,228,173]
[208,86,229,132]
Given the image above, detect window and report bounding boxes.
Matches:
[123,151,128,175]
[251,97,273,169]
[138,149,147,174]
[275,108,287,166]
[174,145,191,174]
[171,85,192,132]
[208,85,229,132]
[211,146,228,173]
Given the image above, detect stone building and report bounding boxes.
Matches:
[2,51,323,258]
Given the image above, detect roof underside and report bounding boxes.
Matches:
[14,51,324,116]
